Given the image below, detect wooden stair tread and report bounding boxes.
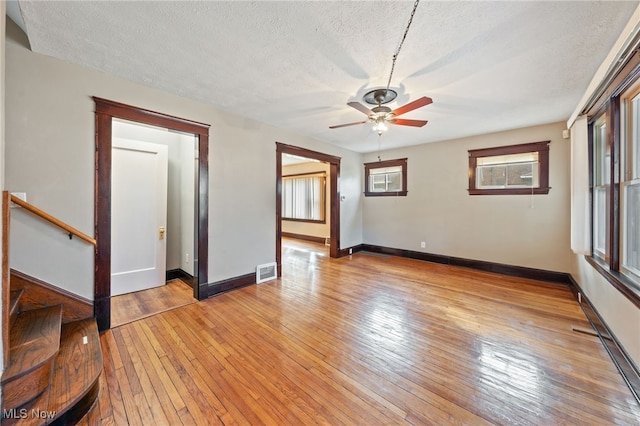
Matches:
[3,305,62,382]
[48,318,102,422]
[1,318,102,425]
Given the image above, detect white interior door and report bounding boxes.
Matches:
[111,137,168,296]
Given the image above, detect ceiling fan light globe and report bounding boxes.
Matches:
[373,120,388,134]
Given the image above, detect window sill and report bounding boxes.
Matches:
[585,255,640,309]
[364,191,408,197]
[468,187,550,195]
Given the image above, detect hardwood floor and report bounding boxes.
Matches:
[111,279,195,328]
[82,239,640,425]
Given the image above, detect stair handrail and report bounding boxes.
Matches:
[8,193,97,246]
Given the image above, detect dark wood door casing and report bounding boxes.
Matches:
[93,97,210,331]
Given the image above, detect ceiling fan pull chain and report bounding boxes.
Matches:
[385,0,421,94]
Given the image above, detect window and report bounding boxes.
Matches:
[364,158,407,197]
[586,79,640,298]
[621,89,640,281]
[468,141,550,195]
[282,172,326,222]
[582,39,640,308]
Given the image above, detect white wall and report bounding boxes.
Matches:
[572,256,640,367]
[363,121,571,273]
[282,161,331,240]
[4,19,363,299]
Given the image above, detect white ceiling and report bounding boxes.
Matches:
[8,1,639,153]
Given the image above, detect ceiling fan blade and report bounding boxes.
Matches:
[329,120,367,129]
[391,96,433,117]
[347,101,373,116]
[389,118,428,127]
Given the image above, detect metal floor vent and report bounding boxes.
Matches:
[256,262,277,283]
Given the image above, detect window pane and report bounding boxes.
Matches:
[623,183,640,276]
[593,117,608,260]
[623,95,640,279]
[594,121,608,185]
[476,152,539,189]
[506,162,537,187]
[371,175,387,192]
[477,165,506,187]
[477,163,539,188]
[369,168,403,192]
[631,95,640,180]
[387,171,402,191]
[594,187,607,256]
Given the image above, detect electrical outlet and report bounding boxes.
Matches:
[186,253,190,264]
[420,241,426,248]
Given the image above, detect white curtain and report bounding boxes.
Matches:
[282,175,323,220]
[570,115,591,255]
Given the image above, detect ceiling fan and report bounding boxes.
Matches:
[329,88,432,135]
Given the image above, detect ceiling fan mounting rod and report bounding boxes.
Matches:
[384,0,421,94]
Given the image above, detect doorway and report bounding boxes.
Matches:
[110,120,197,298]
[94,97,210,331]
[281,153,331,258]
[275,143,341,276]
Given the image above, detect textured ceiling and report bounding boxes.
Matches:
[10,1,640,153]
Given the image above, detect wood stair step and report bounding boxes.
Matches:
[2,305,62,410]
[1,318,102,426]
[48,318,103,424]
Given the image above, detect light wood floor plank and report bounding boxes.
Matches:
[111,279,195,327]
[129,321,192,425]
[99,331,130,426]
[84,239,640,424]
[145,314,223,425]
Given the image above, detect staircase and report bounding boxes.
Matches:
[1,191,103,425]
[1,285,102,425]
